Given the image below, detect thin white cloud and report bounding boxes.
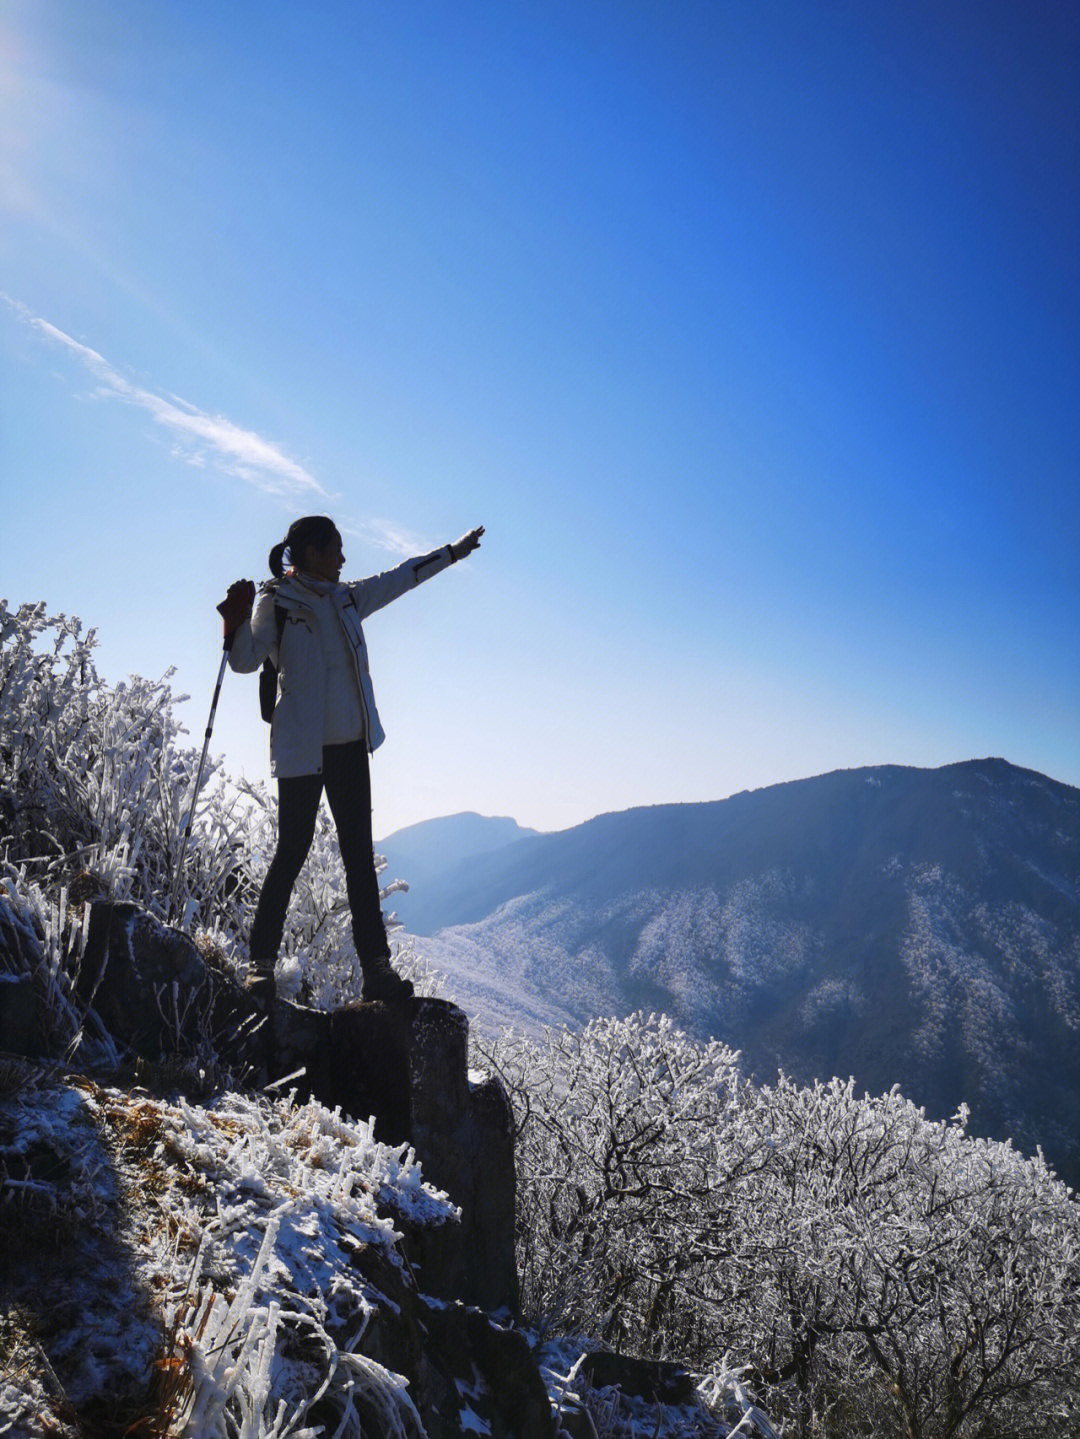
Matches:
[4,296,325,497]
[170,444,207,469]
[338,517,446,559]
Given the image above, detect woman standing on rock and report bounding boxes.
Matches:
[218,516,483,1006]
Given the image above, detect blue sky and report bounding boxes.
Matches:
[2,0,1077,836]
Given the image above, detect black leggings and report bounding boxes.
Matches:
[248,741,388,971]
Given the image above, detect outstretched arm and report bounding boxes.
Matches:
[353,525,485,616]
[414,526,484,580]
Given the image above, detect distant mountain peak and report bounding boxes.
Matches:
[399,759,1080,1185]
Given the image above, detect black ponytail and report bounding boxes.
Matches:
[269,516,338,578]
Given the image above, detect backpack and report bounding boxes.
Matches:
[259,603,288,723]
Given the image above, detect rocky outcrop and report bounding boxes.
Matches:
[62,901,520,1319]
[77,901,214,1052]
[1,896,777,1438]
[273,992,519,1314]
[0,1060,554,1439]
[0,898,533,1433]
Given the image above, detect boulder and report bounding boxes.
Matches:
[73,901,266,1069]
[77,902,212,1058]
[581,1351,696,1405]
[419,1303,556,1439]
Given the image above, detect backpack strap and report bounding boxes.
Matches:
[259,603,288,723]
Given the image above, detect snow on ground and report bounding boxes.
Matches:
[0,1061,457,1436]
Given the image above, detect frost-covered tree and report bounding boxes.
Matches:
[742,1075,1080,1436]
[483,1013,770,1355]
[480,1014,1080,1438]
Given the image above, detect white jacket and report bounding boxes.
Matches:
[228,547,455,777]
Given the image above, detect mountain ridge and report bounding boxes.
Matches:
[376,810,538,931]
[397,759,1080,1183]
[398,758,1078,930]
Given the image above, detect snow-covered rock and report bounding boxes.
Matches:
[0,1060,550,1437]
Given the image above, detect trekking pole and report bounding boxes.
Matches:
[168,619,237,926]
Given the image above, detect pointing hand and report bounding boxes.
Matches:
[450,526,484,562]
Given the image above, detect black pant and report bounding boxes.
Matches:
[248,741,388,972]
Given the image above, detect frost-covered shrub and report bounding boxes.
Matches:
[481,1015,1080,1439]
[482,1013,765,1360]
[743,1076,1080,1437]
[0,599,433,1040]
[1,1068,454,1436]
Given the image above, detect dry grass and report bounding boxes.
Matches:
[103,1098,166,1156]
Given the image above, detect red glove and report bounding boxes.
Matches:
[217,580,255,640]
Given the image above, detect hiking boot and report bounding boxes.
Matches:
[361,954,413,1003]
[243,970,276,1010]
